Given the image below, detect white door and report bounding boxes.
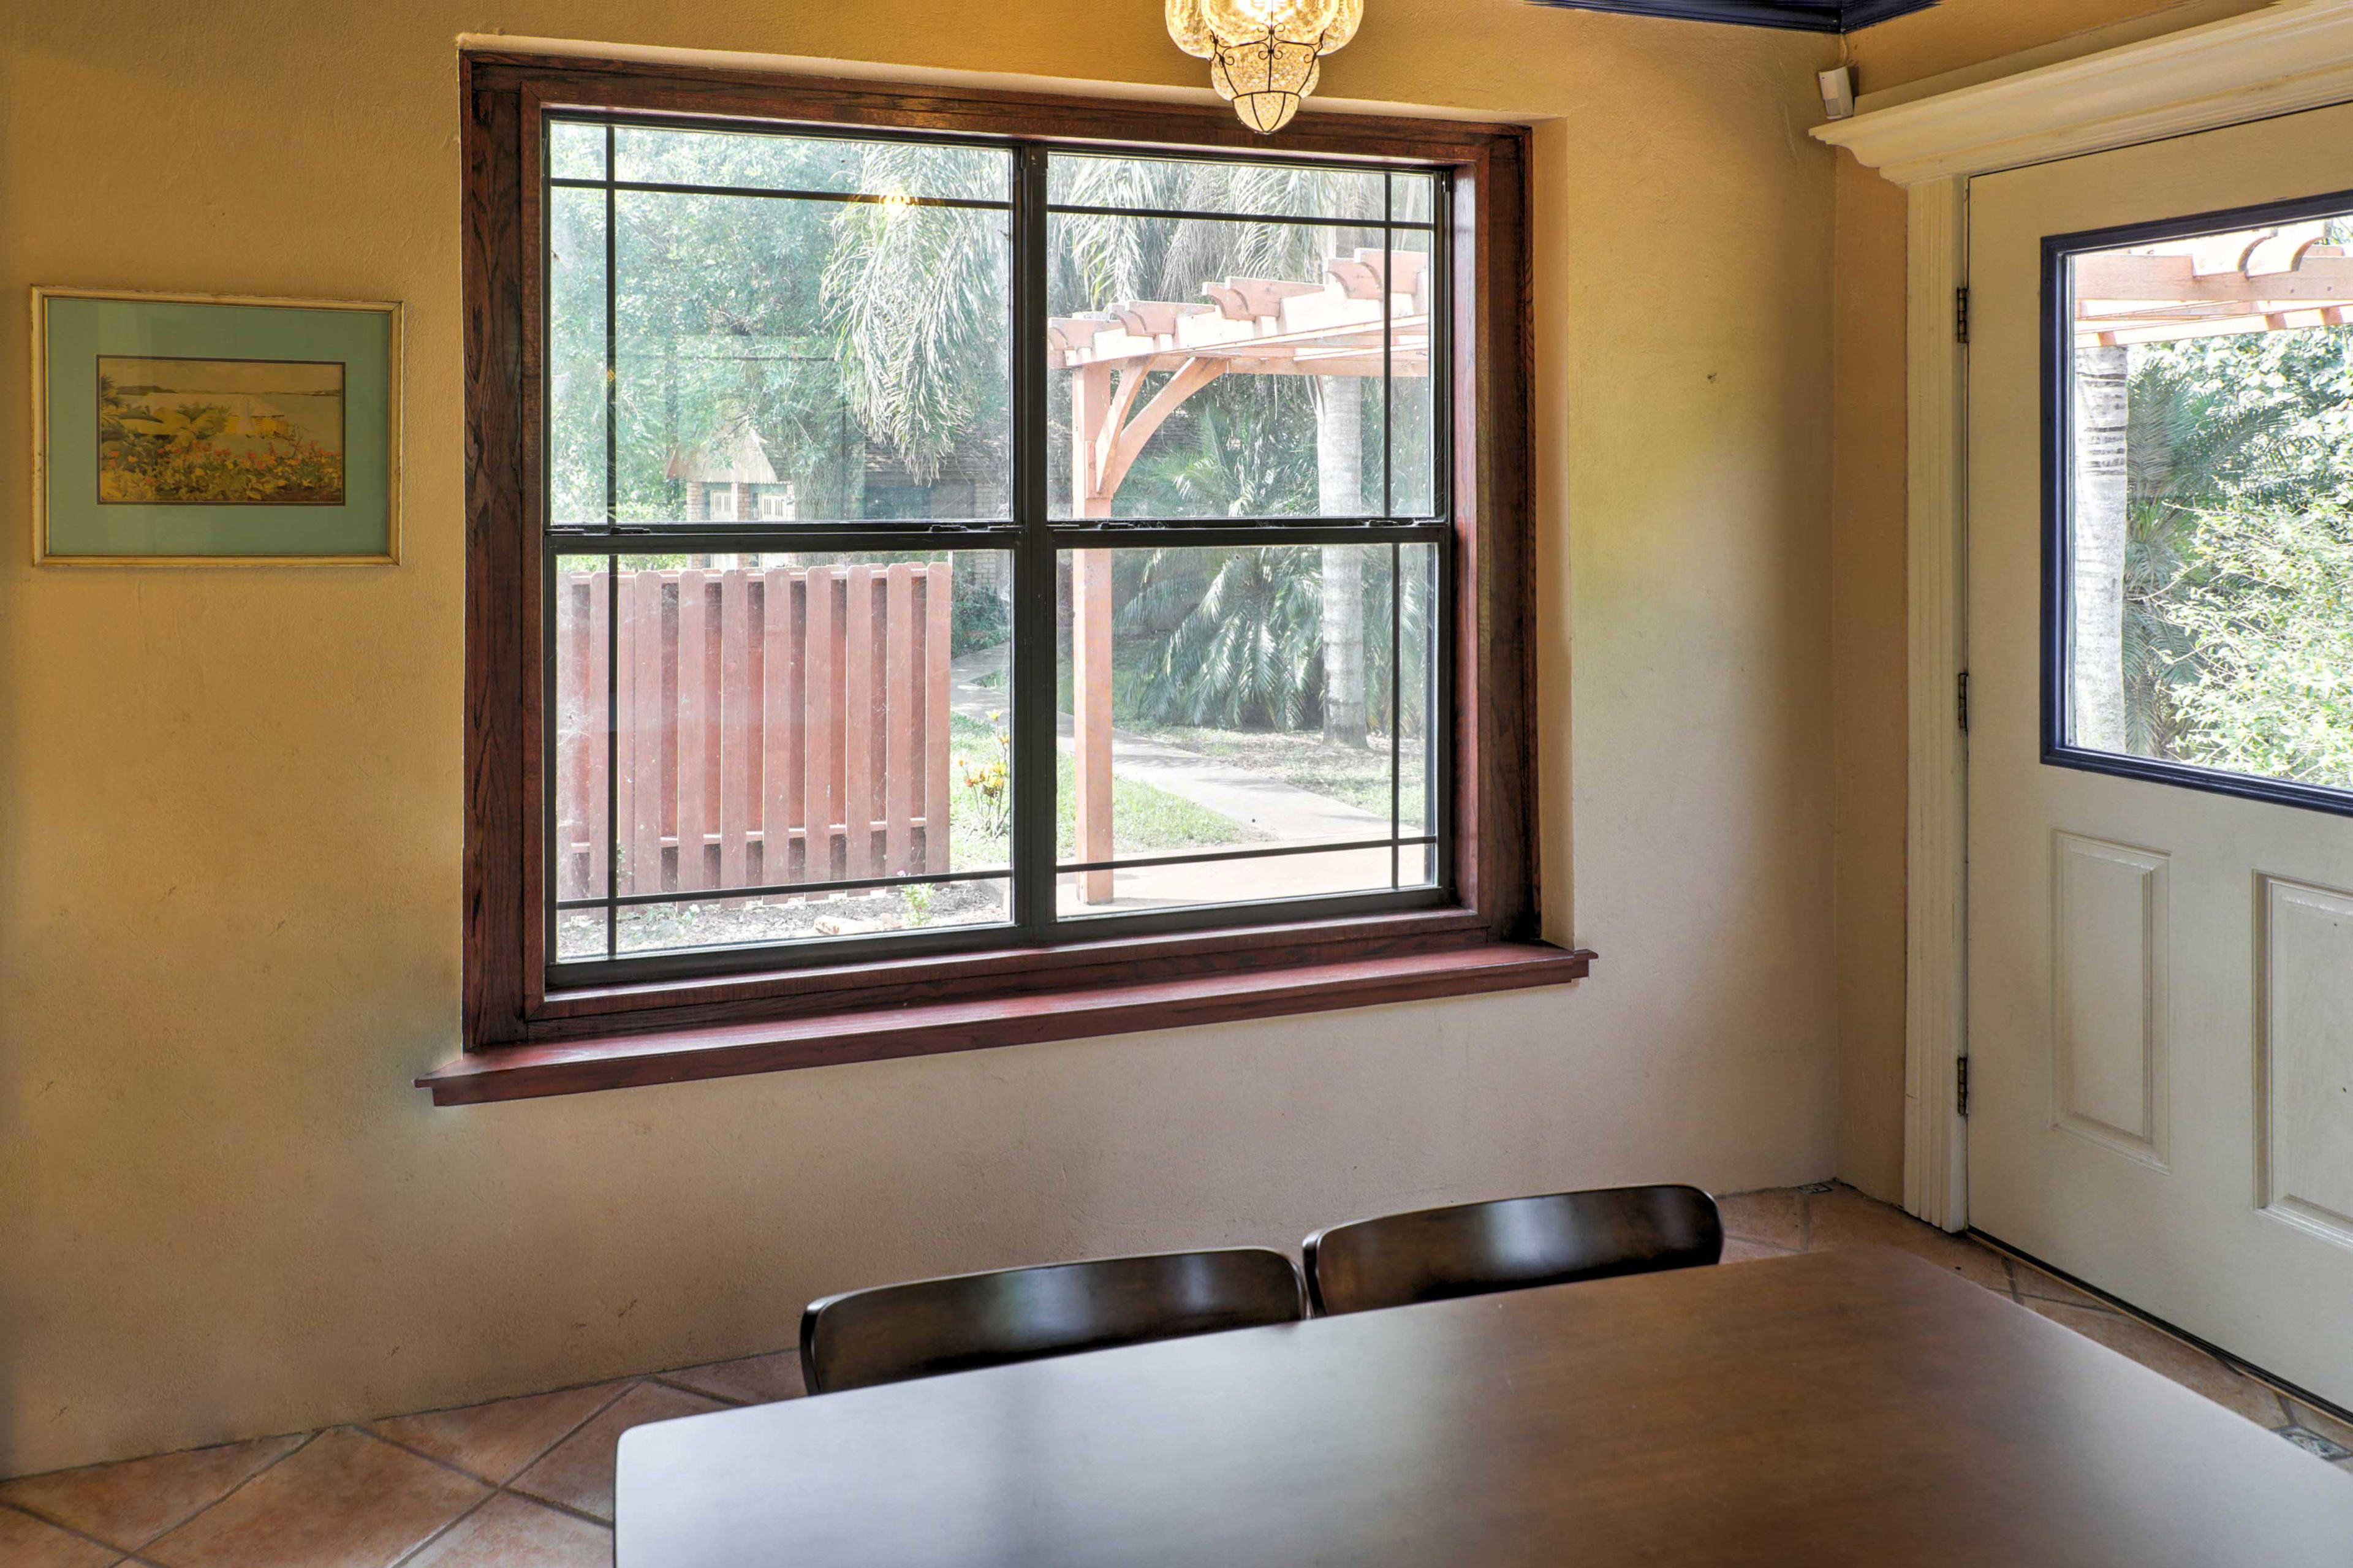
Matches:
[1968,100,2353,1408]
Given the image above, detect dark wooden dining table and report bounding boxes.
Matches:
[615,1246,2353,1565]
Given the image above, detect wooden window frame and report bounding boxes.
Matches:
[432,50,1586,1106]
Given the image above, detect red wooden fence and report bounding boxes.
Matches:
[555,562,953,901]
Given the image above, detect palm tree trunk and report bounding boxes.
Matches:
[1318,376,1368,748]
[2072,346,2131,752]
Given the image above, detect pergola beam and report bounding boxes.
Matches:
[1058,247,1426,906]
[2075,234,2353,346]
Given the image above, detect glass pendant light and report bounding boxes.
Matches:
[1167,0,1365,135]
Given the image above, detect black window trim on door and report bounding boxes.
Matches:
[2040,185,2353,821]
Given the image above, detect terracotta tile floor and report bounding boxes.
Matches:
[5,1182,2347,1566]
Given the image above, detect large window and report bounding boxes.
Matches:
[2050,195,2353,815]
[545,119,1444,974]
[453,56,1561,1087]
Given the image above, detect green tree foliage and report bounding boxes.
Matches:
[822,143,1010,484]
[2118,318,2353,786]
[2164,504,2353,788]
[556,129,1434,734]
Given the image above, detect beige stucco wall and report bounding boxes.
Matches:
[0,1,1841,1474]
[1828,151,1909,1202]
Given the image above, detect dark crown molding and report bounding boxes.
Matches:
[1524,0,1935,34]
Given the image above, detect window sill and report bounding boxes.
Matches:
[417,939,1594,1106]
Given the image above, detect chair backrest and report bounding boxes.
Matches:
[800,1248,1308,1395]
[1303,1184,1722,1316]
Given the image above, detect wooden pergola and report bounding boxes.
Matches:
[1051,246,1430,901]
[2075,223,2353,346]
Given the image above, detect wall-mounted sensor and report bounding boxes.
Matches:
[1818,66,1855,121]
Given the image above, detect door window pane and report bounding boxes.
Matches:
[2064,215,2353,793]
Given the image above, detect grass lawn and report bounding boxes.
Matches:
[945,713,1261,865]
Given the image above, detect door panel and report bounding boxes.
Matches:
[2051,831,2168,1170]
[1969,101,2353,1408]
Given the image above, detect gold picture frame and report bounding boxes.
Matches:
[31,286,403,566]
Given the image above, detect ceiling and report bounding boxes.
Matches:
[1523,0,1936,34]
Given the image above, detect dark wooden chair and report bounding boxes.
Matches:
[800,1248,1308,1395]
[1303,1184,1722,1316]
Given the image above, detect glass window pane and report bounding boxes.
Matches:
[549,120,605,181]
[1392,171,1435,225]
[1048,213,1398,520]
[614,127,1009,203]
[612,181,1009,524]
[1049,153,1384,222]
[553,559,612,961]
[555,549,1013,963]
[617,884,1009,955]
[1394,542,1439,844]
[1056,543,1430,914]
[548,186,608,527]
[1387,227,1436,517]
[2064,215,2353,793]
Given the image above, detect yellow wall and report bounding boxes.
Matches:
[1848,0,2268,99]
[1828,151,1909,1200]
[0,1,1840,1473]
[1822,0,2280,1200]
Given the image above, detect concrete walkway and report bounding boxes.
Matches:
[950,646,1387,844]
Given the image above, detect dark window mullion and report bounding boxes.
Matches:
[1039,524,1441,554]
[559,864,1011,911]
[552,176,1007,213]
[548,529,1018,557]
[1010,145,1058,938]
[1045,200,1432,232]
[1058,835,1437,877]
[603,121,619,957]
[1435,172,1456,521]
[1374,537,1393,885]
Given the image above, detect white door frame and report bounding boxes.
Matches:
[1815,0,2353,1231]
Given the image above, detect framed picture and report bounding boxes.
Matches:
[31,287,401,565]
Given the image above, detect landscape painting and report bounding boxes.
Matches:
[97,355,346,505]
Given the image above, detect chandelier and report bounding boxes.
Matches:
[1166,0,1365,135]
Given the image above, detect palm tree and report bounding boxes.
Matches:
[826,150,1384,739]
[2072,344,2131,751]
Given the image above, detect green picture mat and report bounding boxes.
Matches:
[44,295,393,558]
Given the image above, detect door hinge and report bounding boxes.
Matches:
[1957,1055,1971,1118]
[1955,286,1970,344]
[1957,670,1970,733]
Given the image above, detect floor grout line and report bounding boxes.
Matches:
[59,1428,322,1561]
[1,1427,321,1559]
[382,1486,502,1568]
[356,1422,518,1491]
[499,1480,623,1530]
[2,1497,145,1562]
[364,1376,639,1491]
[643,1372,750,1407]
